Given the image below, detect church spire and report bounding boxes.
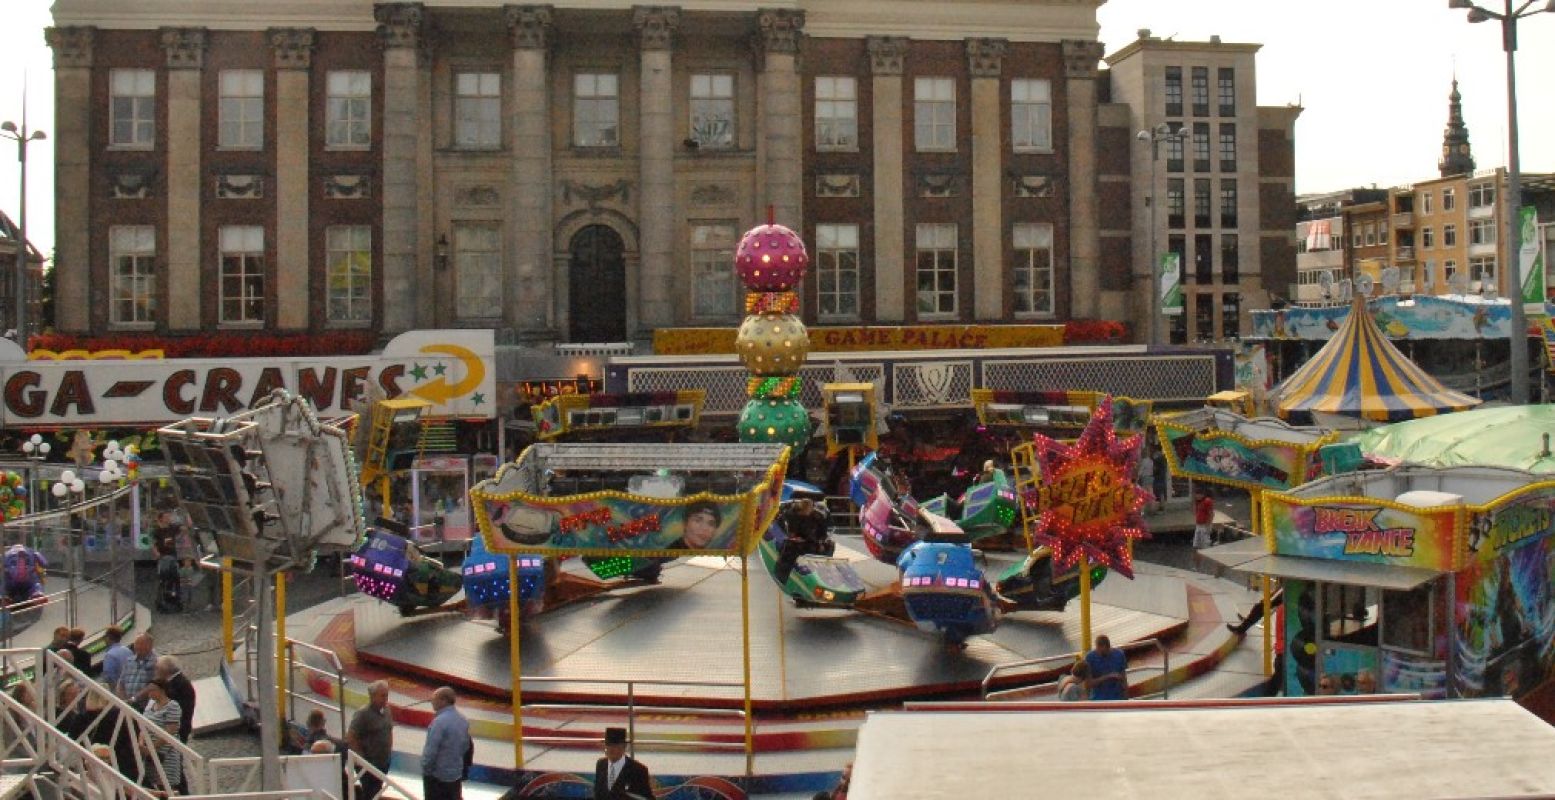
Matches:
[1439,78,1475,177]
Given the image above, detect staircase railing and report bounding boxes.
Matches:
[979,637,1170,701]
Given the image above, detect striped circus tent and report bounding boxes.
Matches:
[1273,298,1480,424]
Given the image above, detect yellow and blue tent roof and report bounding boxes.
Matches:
[1274,297,1480,423]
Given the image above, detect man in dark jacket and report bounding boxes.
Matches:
[155,656,197,742]
[594,727,652,800]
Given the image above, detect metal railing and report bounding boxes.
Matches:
[284,638,348,736]
[518,677,750,755]
[1,687,161,799]
[343,749,423,800]
[980,637,1170,701]
[825,495,860,535]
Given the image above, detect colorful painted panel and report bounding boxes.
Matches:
[1265,498,1459,570]
[1251,296,1532,341]
[1466,485,1555,564]
[1453,530,1555,699]
[1159,425,1321,491]
[1382,650,1447,698]
[1285,579,1318,696]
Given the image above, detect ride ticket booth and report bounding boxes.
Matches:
[1208,464,1555,700]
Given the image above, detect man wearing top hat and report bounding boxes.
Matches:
[594,727,653,800]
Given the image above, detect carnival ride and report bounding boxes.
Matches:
[755,480,865,608]
[2,542,46,604]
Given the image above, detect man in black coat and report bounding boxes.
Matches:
[594,727,653,800]
[155,655,197,742]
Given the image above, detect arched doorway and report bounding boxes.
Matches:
[568,224,626,342]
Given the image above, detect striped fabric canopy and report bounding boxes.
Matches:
[1274,298,1481,424]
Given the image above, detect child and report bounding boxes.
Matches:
[1193,490,1215,550]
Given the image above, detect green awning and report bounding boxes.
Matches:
[1352,404,1555,473]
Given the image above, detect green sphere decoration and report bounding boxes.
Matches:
[734,218,811,449]
[738,397,812,447]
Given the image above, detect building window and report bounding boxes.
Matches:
[1422,227,1434,249]
[1442,188,1456,211]
[915,223,958,317]
[815,76,857,151]
[1164,123,1185,172]
[326,70,372,149]
[1444,259,1458,284]
[1421,191,1433,214]
[1364,223,1376,247]
[1195,293,1214,341]
[914,77,956,152]
[1011,79,1052,152]
[109,69,156,149]
[1469,183,1495,208]
[1190,67,1209,116]
[1194,233,1213,283]
[218,70,263,150]
[1470,219,1496,246]
[1194,179,1211,228]
[109,226,156,326]
[1423,259,1437,289]
[1221,234,1239,283]
[1220,180,1237,228]
[1443,224,1457,247]
[690,73,735,149]
[1218,124,1236,172]
[815,223,860,320]
[691,223,739,318]
[1469,256,1496,286]
[1379,222,1389,246]
[218,226,265,324]
[573,73,619,147]
[1167,179,1185,229]
[454,72,502,149]
[1217,67,1235,116]
[453,224,502,320]
[1164,66,1182,116]
[1221,291,1240,339]
[325,226,372,324]
[1192,123,1210,172]
[1352,227,1362,248]
[1012,223,1054,316]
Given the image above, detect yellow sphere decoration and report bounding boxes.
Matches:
[735,312,810,374]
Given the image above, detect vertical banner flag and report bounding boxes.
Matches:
[1160,252,1184,316]
[1520,206,1545,316]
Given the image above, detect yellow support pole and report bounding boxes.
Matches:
[275,571,288,722]
[221,558,234,664]
[1078,553,1093,652]
[741,547,754,776]
[509,555,525,769]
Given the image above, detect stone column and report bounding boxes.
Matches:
[633,6,679,333]
[270,28,314,331]
[868,36,908,322]
[44,26,94,333]
[756,9,805,230]
[375,3,426,335]
[968,38,1007,321]
[505,5,554,333]
[1062,39,1104,320]
[161,27,206,331]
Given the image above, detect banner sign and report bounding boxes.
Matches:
[1264,495,1459,570]
[1160,253,1184,317]
[653,324,1065,355]
[1520,206,1546,316]
[1158,423,1329,492]
[1250,297,1555,341]
[1465,484,1555,563]
[0,330,496,426]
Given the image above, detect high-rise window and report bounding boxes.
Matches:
[326,71,372,149]
[1221,292,1240,339]
[1011,79,1052,152]
[1192,123,1211,171]
[325,226,372,324]
[1221,234,1239,283]
[218,70,263,149]
[816,223,860,320]
[1164,67,1182,116]
[109,69,156,148]
[1218,124,1236,172]
[690,73,735,149]
[1190,67,1209,116]
[1194,179,1211,228]
[453,72,502,149]
[1195,293,1215,341]
[109,226,156,326]
[573,73,619,147]
[1167,179,1186,229]
[1165,123,1185,172]
[691,223,740,317]
[219,226,265,324]
[914,77,956,151]
[1194,233,1213,283]
[453,224,503,320]
[1220,181,1238,228]
[1217,68,1235,115]
[915,223,958,316]
[1012,223,1054,316]
[815,77,857,151]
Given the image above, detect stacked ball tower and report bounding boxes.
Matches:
[733,217,812,450]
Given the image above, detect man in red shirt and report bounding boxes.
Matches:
[1193,490,1215,549]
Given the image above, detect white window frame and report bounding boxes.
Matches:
[572,72,620,148]
[1469,183,1495,209]
[1421,192,1433,214]
[1469,256,1496,284]
[690,73,735,150]
[1011,79,1052,153]
[1443,224,1457,248]
[1444,259,1458,282]
[109,69,156,149]
[690,222,740,319]
[325,225,373,326]
[1469,219,1496,246]
[914,77,956,152]
[816,223,860,321]
[218,226,266,325]
[915,223,958,318]
[218,70,264,150]
[453,71,502,150]
[1012,222,1054,317]
[453,223,503,321]
[1422,227,1435,249]
[1442,188,1456,211]
[325,70,372,150]
[815,76,858,151]
[109,226,157,327]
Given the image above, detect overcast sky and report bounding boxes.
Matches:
[2,0,1552,261]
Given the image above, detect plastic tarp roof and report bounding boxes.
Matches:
[1351,404,1555,473]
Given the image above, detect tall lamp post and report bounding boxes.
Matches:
[0,115,45,344]
[1137,123,1189,345]
[1448,0,1554,405]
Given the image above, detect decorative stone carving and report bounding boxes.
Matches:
[1013,174,1056,198]
[160,27,207,70]
[109,169,156,200]
[269,28,315,70]
[375,3,425,50]
[917,172,959,198]
[504,5,553,50]
[815,174,860,198]
[632,6,680,51]
[1061,39,1104,80]
[455,185,501,207]
[690,183,737,207]
[324,174,372,199]
[756,9,805,58]
[559,179,633,210]
[44,26,95,69]
[215,174,264,199]
[966,38,1007,78]
[867,36,908,76]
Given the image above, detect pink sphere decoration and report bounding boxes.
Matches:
[735,223,809,292]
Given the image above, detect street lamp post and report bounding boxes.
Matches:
[1138,123,1189,346]
[0,113,46,345]
[1449,0,1554,405]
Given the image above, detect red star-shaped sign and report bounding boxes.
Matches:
[1022,397,1151,579]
